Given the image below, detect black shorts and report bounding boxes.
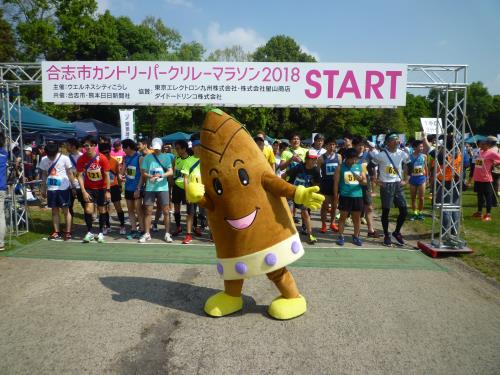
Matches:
[86,188,106,206]
[47,189,72,208]
[71,188,84,206]
[319,181,334,196]
[338,196,364,213]
[171,185,186,204]
[124,190,144,200]
[380,182,407,209]
[110,185,122,203]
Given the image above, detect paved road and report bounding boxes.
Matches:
[0,252,499,375]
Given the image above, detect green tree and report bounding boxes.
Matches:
[486,95,500,133]
[465,82,493,133]
[0,8,17,61]
[404,93,432,136]
[207,45,251,62]
[252,35,316,62]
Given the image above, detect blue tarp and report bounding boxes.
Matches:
[73,121,98,139]
[9,105,75,133]
[76,119,120,137]
[161,132,192,143]
[465,135,487,144]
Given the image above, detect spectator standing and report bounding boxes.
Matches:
[317,138,341,233]
[408,140,428,221]
[0,134,8,251]
[309,133,327,157]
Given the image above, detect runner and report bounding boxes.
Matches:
[372,132,410,246]
[122,139,144,239]
[283,151,321,244]
[139,138,173,243]
[352,137,380,238]
[0,133,7,251]
[333,148,367,246]
[408,140,428,221]
[76,136,111,244]
[99,142,126,234]
[171,140,200,244]
[65,138,84,217]
[110,139,126,164]
[308,133,326,157]
[468,136,500,221]
[39,142,75,241]
[317,137,341,233]
[184,133,205,237]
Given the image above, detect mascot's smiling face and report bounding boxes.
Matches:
[200,109,296,259]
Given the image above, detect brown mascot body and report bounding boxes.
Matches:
[187,109,324,320]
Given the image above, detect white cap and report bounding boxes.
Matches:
[151,137,163,150]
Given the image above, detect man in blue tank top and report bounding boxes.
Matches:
[122,139,145,238]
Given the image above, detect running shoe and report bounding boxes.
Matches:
[97,233,105,243]
[83,232,95,243]
[63,232,72,241]
[417,213,425,221]
[171,226,183,236]
[482,214,492,222]
[193,227,203,236]
[472,212,482,218]
[367,231,381,239]
[352,236,363,247]
[48,232,63,241]
[119,226,127,235]
[300,224,308,235]
[164,232,173,243]
[308,234,317,244]
[330,223,339,232]
[138,233,151,243]
[360,217,367,225]
[182,234,192,244]
[409,214,418,221]
[383,235,392,247]
[320,223,327,233]
[345,217,353,227]
[336,235,345,246]
[392,232,405,246]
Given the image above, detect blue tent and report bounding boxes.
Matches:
[161,132,192,143]
[73,121,98,139]
[9,105,75,134]
[76,119,120,138]
[465,135,486,144]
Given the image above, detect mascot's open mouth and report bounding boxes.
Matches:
[225,208,259,230]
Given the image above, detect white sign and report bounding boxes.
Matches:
[420,118,444,135]
[119,109,135,140]
[42,61,407,107]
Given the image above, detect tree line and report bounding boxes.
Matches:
[1,1,498,139]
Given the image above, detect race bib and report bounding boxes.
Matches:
[47,176,62,187]
[344,171,359,185]
[87,168,102,182]
[150,167,164,182]
[325,162,338,176]
[385,165,398,176]
[475,159,483,167]
[412,167,424,176]
[126,166,136,179]
[114,156,123,164]
[294,177,306,186]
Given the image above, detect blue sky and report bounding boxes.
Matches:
[97,0,500,94]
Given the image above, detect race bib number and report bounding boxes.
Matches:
[294,177,306,186]
[344,171,359,185]
[126,166,136,179]
[47,176,62,187]
[412,167,424,176]
[385,166,398,176]
[151,167,164,182]
[87,169,102,182]
[325,162,338,176]
[475,159,483,167]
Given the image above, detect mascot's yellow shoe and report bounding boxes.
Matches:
[268,295,307,320]
[204,292,243,317]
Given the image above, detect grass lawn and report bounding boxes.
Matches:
[2,190,499,282]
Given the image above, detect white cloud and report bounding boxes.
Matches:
[194,22,265,53]
[96,0,111,14]
[300,44,320,61]
[166,0,194,8]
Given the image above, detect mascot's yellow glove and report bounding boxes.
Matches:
[186,182,205,203]
[294,185,325,210]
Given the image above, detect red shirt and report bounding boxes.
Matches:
[76,152,110,190]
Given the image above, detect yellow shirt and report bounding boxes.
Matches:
[262,145,276,169]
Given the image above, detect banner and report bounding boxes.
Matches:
[119,109,135,140]
[420,118,444,135]
[42,61,407,107]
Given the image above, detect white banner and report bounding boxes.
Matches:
[420,118,444,135]
[119,109,135,140]
[42,61,407,107]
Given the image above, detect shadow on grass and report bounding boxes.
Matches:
[99,276,269,318]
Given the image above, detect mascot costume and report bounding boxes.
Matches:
[187,109,324,320]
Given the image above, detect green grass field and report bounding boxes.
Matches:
[2,189,499,281]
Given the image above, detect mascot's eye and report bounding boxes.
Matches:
[238,168,249,186]
[213,178,223,195]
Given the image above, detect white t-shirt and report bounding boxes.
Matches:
[39,154,73,191]
[372,148,410,182]
[308,147,326,157]
[68,152,82,189]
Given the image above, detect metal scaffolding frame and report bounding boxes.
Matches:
[0,62,470,250]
